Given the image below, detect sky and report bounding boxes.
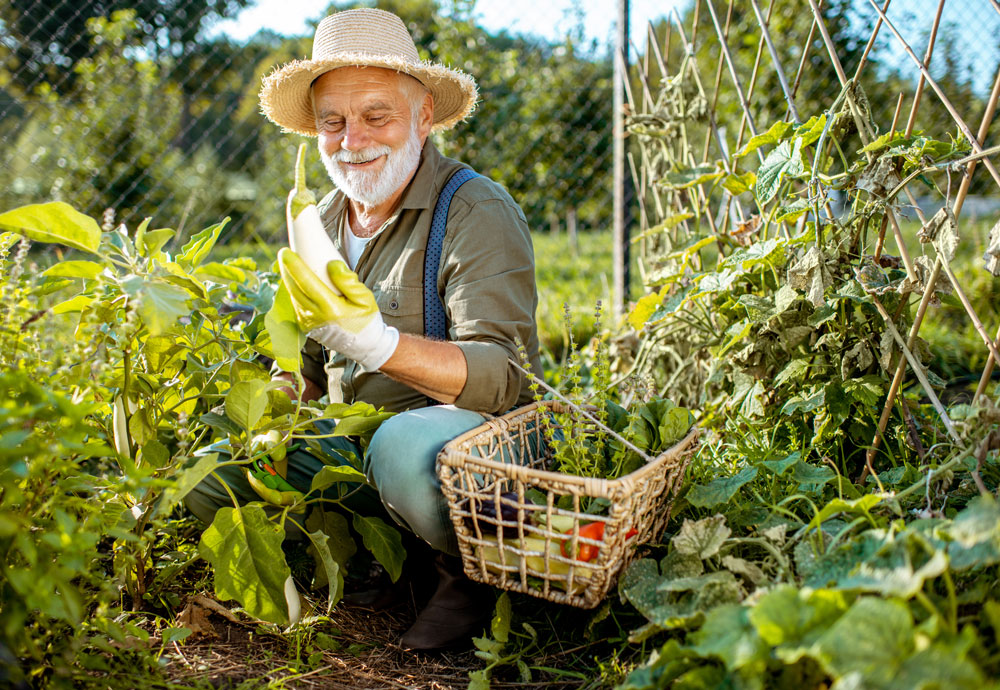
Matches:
[208,0,688,52]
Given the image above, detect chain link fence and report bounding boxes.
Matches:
[1,0,996,251]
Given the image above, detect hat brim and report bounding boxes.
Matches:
[259,53,478,136]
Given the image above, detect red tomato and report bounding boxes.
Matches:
[561,521,606,562]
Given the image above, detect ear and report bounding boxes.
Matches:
[416,91,434,140]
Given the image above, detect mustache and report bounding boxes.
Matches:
[330,146,392,164]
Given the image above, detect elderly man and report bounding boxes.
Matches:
[185,8,542,650]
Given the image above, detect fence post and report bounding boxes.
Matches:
[613,0,631,318]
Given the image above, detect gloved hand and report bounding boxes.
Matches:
[277,248,399,372]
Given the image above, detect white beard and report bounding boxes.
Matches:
[320,122,422,208]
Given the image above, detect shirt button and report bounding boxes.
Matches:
[389,300,399,310]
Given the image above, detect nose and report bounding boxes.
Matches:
[340,119,370,152]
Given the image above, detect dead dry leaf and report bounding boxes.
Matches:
[175,595,241,640]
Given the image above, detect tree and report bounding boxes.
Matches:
[0,0,251,97]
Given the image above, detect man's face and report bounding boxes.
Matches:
[313,66,433,207]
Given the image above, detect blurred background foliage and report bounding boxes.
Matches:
[2,0,993,253]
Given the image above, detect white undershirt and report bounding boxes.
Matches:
[341,215,381,270]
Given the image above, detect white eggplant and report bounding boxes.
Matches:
[286,143,347,294]
[284,574,301,626]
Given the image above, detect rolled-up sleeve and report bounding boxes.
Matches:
[441,192,538,414]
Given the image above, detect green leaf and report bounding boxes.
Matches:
[331,413,395,438]
[748,585,848,661]
[658,164,723,190]
[226,380,273,433]
[796,114,827,147]
[198,505,291,625]
[725,238,786,272]
[309,465,369,494]
[755,138,804,204]
[773,359,810,387]
[158,453,222,516]
[687,467,758,508]
[774,198,812,223]
[722,171,756,195]
[671,515,730,559]
[195,261,248,284]
[690,604,768,671]
[807,495,882,531]
[761,450,802,476]
[491,592,511,644]
[120,277,191,336]
[178,218,228,269]
[781,386,826,415]
[41,260,105,279]
[0,202,101,253]
[264,283,305,373]
[791,460,836,488]
[139,227,175,257]
[631,213,694,242]
[813,597,914,685]
[199,411,243,437]
[51,294,95,314]
[736,120,796,159]
[352,514,405,583]
[304,528,341,613]
[305,508,356,595]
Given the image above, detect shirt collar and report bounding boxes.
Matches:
[398,140,442,211]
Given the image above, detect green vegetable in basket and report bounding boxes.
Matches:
[627,397,694,453]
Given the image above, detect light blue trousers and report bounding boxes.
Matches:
[184,405,490,555]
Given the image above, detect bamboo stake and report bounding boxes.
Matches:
[790,0,822,99]
[869,295,960,443]
[852,0,893,83]
[749,0,800,123]
[703,0,759,137]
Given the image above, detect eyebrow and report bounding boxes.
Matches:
[316,101,393,121]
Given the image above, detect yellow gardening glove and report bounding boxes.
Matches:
[278,248,399,371]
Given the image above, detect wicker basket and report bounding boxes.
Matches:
[437,400,699,609]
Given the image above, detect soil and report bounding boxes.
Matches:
[153,593,592,689]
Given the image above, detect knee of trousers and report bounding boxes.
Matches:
[365,406,485,553]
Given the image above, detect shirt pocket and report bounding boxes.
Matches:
[373,283,423,336]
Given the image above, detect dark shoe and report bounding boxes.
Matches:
[399,554,494,651]
[340,560,407,610]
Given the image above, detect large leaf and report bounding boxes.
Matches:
[736,120,796,159]
[352,514,405,583]
[225,380,275,433]
[198,505,291,625]
[671,515,730,559]
[748,585,848,662]
[264,282,305,373]
[41,260,105,279]
[690,604,768,672]
[621,559,741,629]
[0,202,101,253]
[120,275,191,336]
[309,465,369,494]
[813,597,914,686]
[755,138,804,204]
[686,468,758,509]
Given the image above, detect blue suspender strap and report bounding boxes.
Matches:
[423,168,479,340]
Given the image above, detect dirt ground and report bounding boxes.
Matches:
[154,592,594,690]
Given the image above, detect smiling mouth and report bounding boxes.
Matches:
[342,155,385,169]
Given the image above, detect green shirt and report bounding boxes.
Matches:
[300,141,543,415]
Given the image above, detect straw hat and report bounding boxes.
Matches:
[260,8,478,136]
